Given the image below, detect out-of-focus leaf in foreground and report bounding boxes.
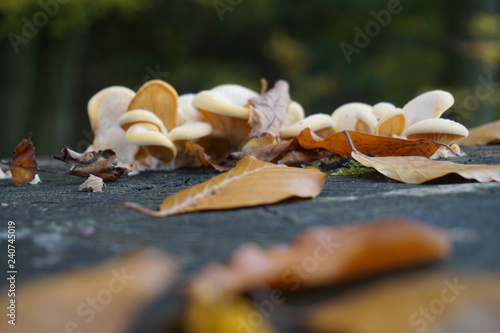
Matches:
[457,119,500,146]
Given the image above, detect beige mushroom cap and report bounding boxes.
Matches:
[403,90,454,128]
[119,109,166,133]
[376,110,406,137]
[331,102,373,132]
[280,114,335,138]
[404,118,469,144]
[167,122,213,141]
[125,123,177,163]
[192,84,258,119]
[88,86,136,133]
[178,94,205,124]
[283,101,305,128]
[128,80,179,131]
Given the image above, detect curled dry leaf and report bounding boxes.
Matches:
[185,142,231,171]
[194,218,450,293]
[0,249,178,333]
[54,147,129,181]
[9,132,38,185]
[78,174,105,192]
[456,119,500,146]
[183,269,277,333]
[124,156,326,217]
[248,80,290,137]
[297,128,445,158]
[306,273,500,333]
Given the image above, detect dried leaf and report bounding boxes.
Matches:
[457,119,500,146]
[352,151,500,184]
[124,156,326,217]
[185,142,231,171]
[0,249,178,333]
[183,267,277,333]
[306,273,500,333]
[196,218,450,293]
[297,128,444,157]
[78,174,105,192]
[9,132,38,185]
[248,80,290,137]
[54,147,129,181]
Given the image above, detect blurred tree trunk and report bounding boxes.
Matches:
[443,0,499,126]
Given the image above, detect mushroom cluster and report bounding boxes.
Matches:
[87,79,312,171]
[331,90,469,157]
[87,82,469,172]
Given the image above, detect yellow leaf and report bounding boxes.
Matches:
[352,151,500,184]
[124,156,326,217]
[456,119,500,146]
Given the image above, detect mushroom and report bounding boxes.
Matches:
[375,109,405,137]
[403,90,454,128]
[331,103,377,134]
[404,118,469,144]
[119,80,213,167]
[86,86,140,167]
[280,114,335,139]
[192,83,307,159]
[372,102,396,120]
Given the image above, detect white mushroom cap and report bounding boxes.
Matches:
[404,118,469,144]
[283,101,305,128]
[403,90,454,128]
[372,102,397,120]
[375,110,405,137]
[178,94,205,124]
[280,114,335,138]
[192,84,258,119]
[86,86,137,164]
[354,110,378,134]
[331,102,373,132]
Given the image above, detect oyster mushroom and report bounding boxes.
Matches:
[86,86,139,165]
[375,109,405,137]
[120,80,213,167]
[372,102,396,120]
[403,90,454,128]
[404,118,469,144]
[331,103,377,134]
[280,114,335,139]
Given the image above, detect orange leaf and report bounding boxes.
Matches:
[306,273,500,333]
[351,148,500,184]
[10,132,38,185]
[185,142,231,171]
[0,249,178,333]
[195,218,450,293]
[124,156,326,217]
[297,128,444,157]
[456,119,500,146]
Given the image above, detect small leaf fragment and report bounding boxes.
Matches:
[248,80,290,137]
[124,156,326,217]
[10,132,38,185]
[54,147,129,181]
[78,174,105,192]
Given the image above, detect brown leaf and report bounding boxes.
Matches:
[456,119,500,146]
[306,273,500,333]
[347,131,500,183]
[195,218,450,293]
[185,142,231,171]
[248,80,290,137]
[124,156,326,217]
[297,128,444,157]
[54,147,129,181]
[0,249,178,333]
[10,132,38,185]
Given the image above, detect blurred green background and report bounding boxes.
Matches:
[0,0,499,157]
